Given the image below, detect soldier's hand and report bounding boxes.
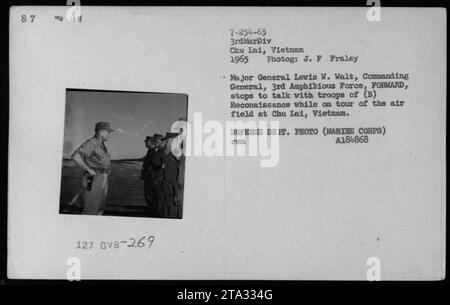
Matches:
[87,168,96,176]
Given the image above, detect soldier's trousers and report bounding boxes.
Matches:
[144,176,157,215]
[162,181,182,218]
[82,173,108,215]
[151,181,164,217]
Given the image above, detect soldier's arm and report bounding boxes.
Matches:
[140,155,147,179]
[71,140,97,175]
[72,152,96,176]
[72,141,95,175]
[140,161,146,179]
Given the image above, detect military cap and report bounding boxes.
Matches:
[95,122,114,132]
[153,133,164,140]
[144,136,154,142]
[163,132,179,140]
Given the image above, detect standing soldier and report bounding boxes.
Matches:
[150,133,165,217]
[71,122,114,215]
[140,136,156,215]
[162,132,181,218]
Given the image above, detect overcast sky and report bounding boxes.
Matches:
[63,89,187,160]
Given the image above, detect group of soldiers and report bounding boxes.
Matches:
[140,132,185,218]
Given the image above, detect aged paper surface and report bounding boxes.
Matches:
[8,7,446,280]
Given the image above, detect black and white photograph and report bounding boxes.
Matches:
[59,89,187,218]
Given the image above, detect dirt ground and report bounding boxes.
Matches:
[59,159,153,217]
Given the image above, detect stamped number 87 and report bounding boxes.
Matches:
[21,15,35,23]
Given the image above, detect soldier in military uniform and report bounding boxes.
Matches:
[140,136,156,215]
[71,122,114,215]
[161,132,182,218]
[150,133,165,217]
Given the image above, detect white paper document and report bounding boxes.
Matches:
[8,6,446,280]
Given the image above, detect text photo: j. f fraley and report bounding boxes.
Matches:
[60,89,188,219]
